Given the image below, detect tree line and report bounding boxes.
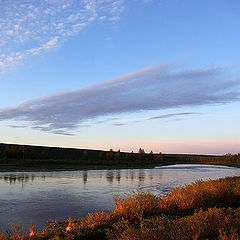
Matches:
[0,143,163,167]
[186,153,240,165]
[1,143,239,168]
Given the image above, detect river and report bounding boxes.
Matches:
[0,164,239,230]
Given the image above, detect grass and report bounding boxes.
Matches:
[0,176,240,239]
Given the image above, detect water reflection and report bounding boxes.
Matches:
[116,170,121,183]
[138,169,145,184]
[0,165,239,189]
[0,170,146,186]
[3,174,35,185]
[83,171,88,185]
[106,170,114,184]
[0,164,239,230]
[0,169,152,187]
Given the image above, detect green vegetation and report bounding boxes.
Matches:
[0,143,162,171]
[0,143,240,171]
[186,154,240,167]
[1,176,240,239]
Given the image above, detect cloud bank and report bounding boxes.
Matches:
[0,0,124,74]
[0,63,239,135]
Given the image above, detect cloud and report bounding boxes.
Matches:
[52,130,76,136]
[148,112,198,120]
[7,125,27,129]
[0,63,240,135]
[0,0,124,74]
[110,112,198,126]
[112,123,127,127]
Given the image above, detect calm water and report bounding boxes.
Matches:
[0,164,239,230]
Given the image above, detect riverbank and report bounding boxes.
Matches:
[0,143,164,171]
[1,176,240,239]
[1,143,239,171]
[0,162,159,172]
[0,158,239,172]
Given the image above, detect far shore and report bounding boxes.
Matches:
[1,142,239,172]
[0,161,240,173]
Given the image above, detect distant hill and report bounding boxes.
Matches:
[0,143,239,170]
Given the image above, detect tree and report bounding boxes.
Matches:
[149,150,154,162]
[138,148,145,161]
[130,150,135,161]
[83,150,88,160]
[114,149,121,161]
[154,152,163,162]
[41,150,49,159]
[98,152,103,160]
[106,149,114,160]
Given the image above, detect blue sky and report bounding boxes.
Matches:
[0,0,240,154]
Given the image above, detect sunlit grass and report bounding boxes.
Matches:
[1,176,240,239]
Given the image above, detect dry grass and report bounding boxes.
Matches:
[107,207,240,240]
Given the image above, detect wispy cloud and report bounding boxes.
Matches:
[7,125,27,129]
[0,0,124,74]
[148,112,198,120]
[110,112,198,126]
[112,123,128,127]
[0,63,239,135]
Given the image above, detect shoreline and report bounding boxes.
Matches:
[0,161,239,172]
[1,176,240,239]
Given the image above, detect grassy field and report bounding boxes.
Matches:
[1,176,240,239]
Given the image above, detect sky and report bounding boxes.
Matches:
[0,0,240,154]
